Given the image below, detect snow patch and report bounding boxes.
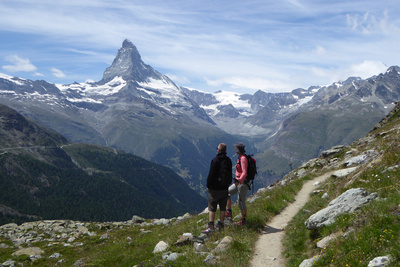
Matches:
[57,76,127,96]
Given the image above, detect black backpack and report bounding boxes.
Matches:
[218,157,232,188]
[238,154,257,192]
[245,154,257,181]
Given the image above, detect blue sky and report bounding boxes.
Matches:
[0,0,399,93]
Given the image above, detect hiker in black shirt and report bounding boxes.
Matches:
[202,143,232,234]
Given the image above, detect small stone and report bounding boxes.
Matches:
[153,241,169,253]
[1,259,15,266]
[204,254,219,265]
[212,236,233,255]
[100,234,110,239]
[194,242,209,252]
[367,255,392,267]
[49,252,62,259]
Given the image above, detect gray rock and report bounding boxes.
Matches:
[29,254,42,261]
[305,188,378,229]
[321,192,329,199]
[0,243,10,248]
[344,150,377,167]
[99,233,110,239]
[211,236,233,255]
[299,255,321,267]
[0,223,18,231]
[175,234,194,246]
[153,218,171,225]
[72,257,89,266]
[67,237,76,243]
[321,145,344,158]
[332,167,358,178]
[1,259,15,266]
[49,252,62,259]
[163,252,180,262]
[367,255,392,267]
[57,259,66,264]
[139,229,152,235]
[296,168,307,178]
[12,247,44,257]
[153,241,169,253]
[316,232,340,249]
[194,242,209,252]
[204,254,219,265]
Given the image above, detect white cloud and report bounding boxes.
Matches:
[311,60,388,85]
[2,55,37,72]
[286,0,305,9]
[33,72,44,77]
[205,76,296,93]
[348,61,387,78]
[166,74,190,85]
[346,10,394,35]
[50,68,66,78]
[313,46,326,56]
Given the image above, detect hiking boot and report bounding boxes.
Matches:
[201,222,214,234]
[225,211,232,220]
[217,221,224,231]
[236,217,246,226]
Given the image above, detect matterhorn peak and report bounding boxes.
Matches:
[101,39,159,84]
[122,39,135,48]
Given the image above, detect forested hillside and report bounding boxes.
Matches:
[0,104,205,225]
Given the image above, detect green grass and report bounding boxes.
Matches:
[0,172,313,267]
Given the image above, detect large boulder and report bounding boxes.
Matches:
[305,188,377,230]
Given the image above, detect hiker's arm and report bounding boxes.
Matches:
[206,159,217,189]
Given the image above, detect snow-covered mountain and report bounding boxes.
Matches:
[0,40,238,196]
[182,86,317,137]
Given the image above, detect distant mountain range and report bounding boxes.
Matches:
[0,104,205,224]
[1,39,400,192]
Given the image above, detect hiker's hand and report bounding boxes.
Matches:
[207,188,210,193]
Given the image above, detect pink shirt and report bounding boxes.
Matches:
[235,155,248,184]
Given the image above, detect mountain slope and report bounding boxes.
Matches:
[255,67,400,184]
[0,104,205,224]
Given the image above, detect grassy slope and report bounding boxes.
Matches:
[283,103,400,266]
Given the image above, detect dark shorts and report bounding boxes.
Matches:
[208,189,229,212]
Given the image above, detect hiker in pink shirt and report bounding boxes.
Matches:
[225,142,250,225]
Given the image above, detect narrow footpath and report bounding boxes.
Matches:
[250,172,333,267]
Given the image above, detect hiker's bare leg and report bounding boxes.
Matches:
[241,209,247,218]
[209,211,216,222]
[226,197,232,210]
[219,211,225,222]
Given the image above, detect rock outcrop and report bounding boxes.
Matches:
[305,188,378,230]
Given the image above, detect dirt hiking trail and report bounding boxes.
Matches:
[250,172,333,267]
